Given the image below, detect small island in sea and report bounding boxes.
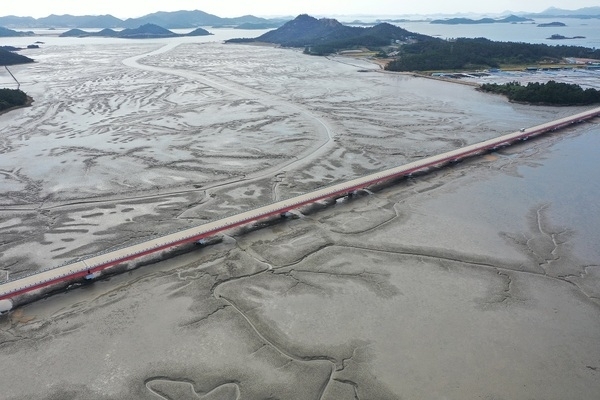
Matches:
[479,81,600,105]
[547,34,586,40]
[538,21,567,27]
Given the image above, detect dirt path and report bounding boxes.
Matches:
[122,43,338,201]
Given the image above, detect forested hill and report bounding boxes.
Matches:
[256,14,348,46]
[480,81,600,105]
[0,47,34,66]
[0,88,28,112]
[386,37,600,71]
[0,26,35,37]
[229,14,438,54]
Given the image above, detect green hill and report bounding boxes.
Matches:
[480,81,600,105]
[0,47,34,66]
[228,14,437,55]
[118,23,178,38]
[385,37,600,71]
[0,88,28,112]
[0,26,35,37]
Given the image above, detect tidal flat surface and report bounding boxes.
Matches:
[0,40,599,399]
[0,40,588,277]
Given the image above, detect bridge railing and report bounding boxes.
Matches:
[2,106,600,299]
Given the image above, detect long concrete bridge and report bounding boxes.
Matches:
[1,106,599,310]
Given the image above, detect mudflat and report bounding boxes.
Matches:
[0,40,598,399]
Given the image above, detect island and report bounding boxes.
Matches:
[227,14,600,72]
[0,88,29,113]
[547,34,586,40]
[430,15,532,24]
[479,81,600,105]
[60,24,211,39]
[538,21,567,27]
[0,26,35,37]
[0,47,34,114]
[0,47,35,66]
[227,14,436,56]
[385,37,600,71]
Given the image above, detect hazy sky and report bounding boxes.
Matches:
[2,1,599,19]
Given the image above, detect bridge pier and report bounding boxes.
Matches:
[2,106,599,304]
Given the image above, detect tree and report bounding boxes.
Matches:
[0,88,28,112]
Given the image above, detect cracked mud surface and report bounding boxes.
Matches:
[1,38,599,399]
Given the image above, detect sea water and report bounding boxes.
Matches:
[2,17,600,49]
[398,17,600,48]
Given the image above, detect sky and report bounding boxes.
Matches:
[1,1,599,19]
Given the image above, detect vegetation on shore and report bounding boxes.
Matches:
[0,26,34,37]
[229,14,600,72]
[228,14,436,56]
[479,81,600,105]
[0,47,34,66]
[385,37,600,71]
[0,88,28,112]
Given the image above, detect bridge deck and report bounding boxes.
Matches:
[2,106,599,302]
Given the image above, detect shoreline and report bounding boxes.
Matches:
[0,95,34,116]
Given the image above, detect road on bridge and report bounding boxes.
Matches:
[1,106,599,307]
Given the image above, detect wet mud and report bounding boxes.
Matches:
[0,41,599,399]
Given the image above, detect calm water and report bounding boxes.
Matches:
[0,27,271,47]
[2,17,600,49]
[399,18,600,48]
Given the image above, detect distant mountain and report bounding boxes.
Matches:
[0,10,285,29]
[229,14,437,55]
[0,26,35,37]
[525,7,600,19]
[0,47,35,66]
[121,10,278,29]
[0,14,122,28]
[234,22,284,30]
[60,24,211,39]
[0,16,37,28]
[539,7,600,16]
[122,10,219,29]
[431,15,532,24]
[225,16,289,26]
[37,14,122,28]
[77,15,123,28]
